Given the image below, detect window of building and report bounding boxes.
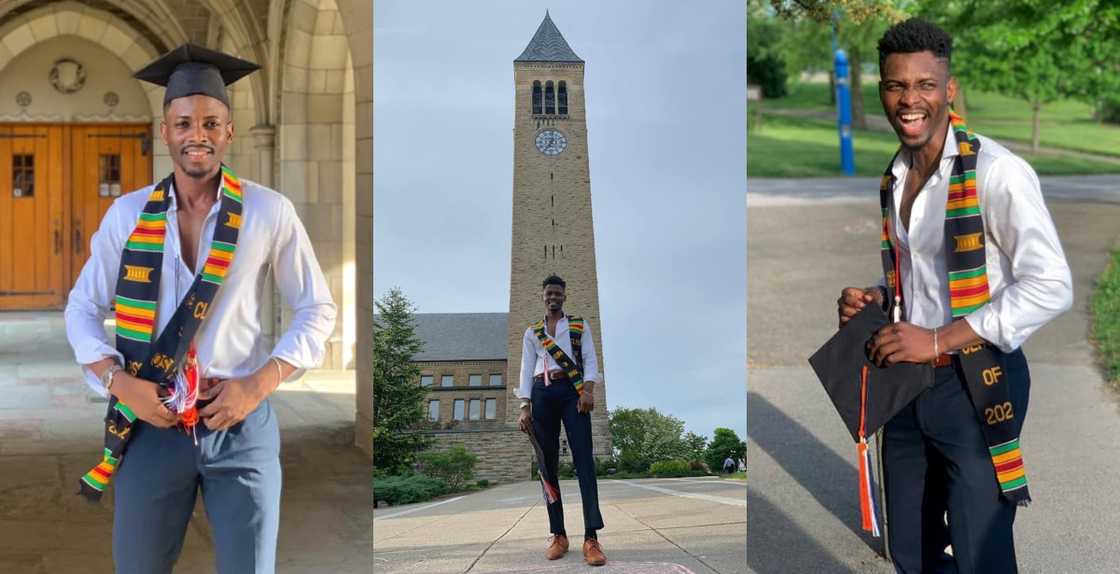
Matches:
[532,80,542,114]
[453,399,465,420]
[420,375,433,387]
[469,399,481,420]
[98,154,121,197]
[441,375,454,387]
[428,400,440,421]
[11,154,34,198]
[489,374,502,386]
[485,399,497,419]
[558,81,568,115]
[545,80,555,114]
[469,374,481,387]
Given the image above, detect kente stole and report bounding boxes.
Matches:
[79,165,243,501]
[879,112,1029,505]
[532,315,586,395]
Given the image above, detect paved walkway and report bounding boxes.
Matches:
[373,477,746,574]
[0,313,371,573]
[746,177,1120,573]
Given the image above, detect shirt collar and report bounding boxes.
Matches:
[166,175,224,214]
[890,120,958,180]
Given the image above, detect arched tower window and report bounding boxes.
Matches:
[532,81,542,115]
[558,81,568,115]
[545,81,555,115]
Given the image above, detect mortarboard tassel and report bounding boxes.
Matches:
[857,365,881,537]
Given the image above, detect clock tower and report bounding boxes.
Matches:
[506,12,612,460]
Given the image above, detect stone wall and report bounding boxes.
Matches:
[426,428,534,484]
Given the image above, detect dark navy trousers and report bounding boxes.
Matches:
[112,399,282,574]
[882,350,1030,574]
[531,378,604,535]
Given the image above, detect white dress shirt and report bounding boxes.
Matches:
[65,178,337,396]
[518,315,601,400]
[882,125,1073,353]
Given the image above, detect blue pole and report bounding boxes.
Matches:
[834,48,856,176]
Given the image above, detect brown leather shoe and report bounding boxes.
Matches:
[544,534,569,560]
[583,538,607,566]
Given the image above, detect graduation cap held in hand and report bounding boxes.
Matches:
[526,427,560,505]
[133,43,259,109]
[808,303,935,536]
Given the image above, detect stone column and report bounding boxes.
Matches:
[250,125,280,345]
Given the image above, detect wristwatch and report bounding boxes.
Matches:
[101,364,123,393]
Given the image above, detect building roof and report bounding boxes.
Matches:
[515,11,582,63]
[408,313,509,362]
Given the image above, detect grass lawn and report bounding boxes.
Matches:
[722,471,746,480]
[1091,247,1120,387]
[754,81,1120,163]
[748,114,1120,177]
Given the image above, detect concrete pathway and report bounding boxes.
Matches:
[373,476,747,574]
[0,313,371,573]
[746,177,1120,573]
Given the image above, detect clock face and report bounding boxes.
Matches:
[535,129,567,156]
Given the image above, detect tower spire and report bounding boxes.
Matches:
[515,12,582,62]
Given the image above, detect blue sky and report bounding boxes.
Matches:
[374,1,746,440]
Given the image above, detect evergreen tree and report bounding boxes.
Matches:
[372,288,431,473]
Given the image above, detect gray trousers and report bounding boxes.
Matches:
[112,399,282,574]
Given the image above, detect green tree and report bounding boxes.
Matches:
[608,408,689,473]
[705,428,747,473]
[683,431,708,462]
[372,288,431,473]
[917,0,1120,151]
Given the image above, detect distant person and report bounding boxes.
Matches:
[723,456,735,474]
[517,275,606,566]
[837,19,1071,573]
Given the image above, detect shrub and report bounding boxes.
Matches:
[476,479,490,488]
[649,459,693,478]
[748,53,788,99]
[373,473,447,506]
[418,445,477,491]
[1101,96,1120,125]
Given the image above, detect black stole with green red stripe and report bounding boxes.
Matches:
[531,315,586,395]
[879,113,1029,505]
[79,165,243,501]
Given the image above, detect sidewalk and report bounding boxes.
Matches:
[374,477,747,574]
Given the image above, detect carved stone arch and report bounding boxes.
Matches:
[198,0,270,125]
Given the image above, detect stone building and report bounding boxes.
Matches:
[0,0,373,454]
[414,13,613,484]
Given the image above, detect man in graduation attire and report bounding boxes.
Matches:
[517,274,607,566]
[837,19,1072,573]
[65,43,336,574]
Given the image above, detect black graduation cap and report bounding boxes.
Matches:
[809,304,935,443]
[133,43,259,108]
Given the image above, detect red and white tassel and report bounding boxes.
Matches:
[163,343,200,444]
[857,437,881,537]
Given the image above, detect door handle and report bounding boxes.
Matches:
[54,228,61,255]
[73,223,83,255]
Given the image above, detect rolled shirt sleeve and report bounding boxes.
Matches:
[267,197,337,380]
[518,327,537,400]
[64,199,128,397]
[580,319,600,384]
[964,155,1074,352]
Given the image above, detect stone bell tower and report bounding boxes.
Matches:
[505,12,612,460]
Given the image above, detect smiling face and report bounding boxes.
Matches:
[879,50,956,152]
[543,284,566,313]
[160,94,233,180]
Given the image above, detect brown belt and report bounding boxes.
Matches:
[933,353,954,368]
[533,370,568,384]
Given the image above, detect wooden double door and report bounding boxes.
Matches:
[0,124,152,310]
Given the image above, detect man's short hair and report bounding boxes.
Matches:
[542,274,566,290]
[877,18,952,72]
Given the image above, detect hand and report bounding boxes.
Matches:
[838,287,883,328]
[111,373,178,428]
[198,376,268,431]
[868,322,936,367]
[518,408,533,434]
[577,391,595,414]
